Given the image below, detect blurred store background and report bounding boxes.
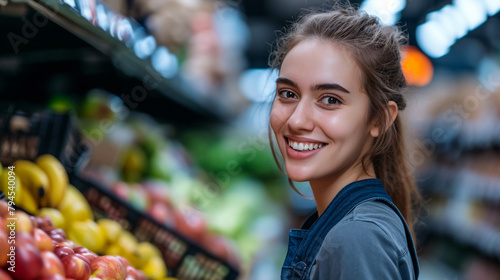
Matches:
[0,0,499,279]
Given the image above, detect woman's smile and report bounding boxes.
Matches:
[285,136,328,159]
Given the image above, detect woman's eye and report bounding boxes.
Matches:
[320,96,341,105]
[279,90,297,99]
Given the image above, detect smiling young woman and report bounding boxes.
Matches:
[268,4,422,280]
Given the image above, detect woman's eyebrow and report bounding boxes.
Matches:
[276,77,298,88]
[276,77,350,94]
[312,83,350,94]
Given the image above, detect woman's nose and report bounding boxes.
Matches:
[287,100,314,132]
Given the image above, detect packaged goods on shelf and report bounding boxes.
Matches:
[412,79,500,276]
[0,0,238,124]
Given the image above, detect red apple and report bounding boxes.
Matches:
[0,228,9,266]
[72,246,90,254]
[49,233,65,243]
[8,211,34,234]
[147,202,174,226]
[8,240,43,280]
[173,209,190,238]
[34,228,54,252]
[48,228,66,240]
[36,274,66,280]
[74,247,98,263]
[36,216,56,232]
[174,207,207,241]
[58,239,75,248]
[40,251,65,277]
[76,254,91,266]
[112,182,130,201]
[79,251,98,263]
[135,269,146,280]
[0,200,9,218]
[54,245,74,258]
[0,217,6,233]
[125,266,146,280]
[15,231,36,248]
[0,269,13,280]
[51,239,59,247]
[29,215,38,228]
[114,255,130,268]
[90,256,127,280]
[60,254,91,280]
[182,208,207,240]
[202,234,231,262]
[143,181,171,206]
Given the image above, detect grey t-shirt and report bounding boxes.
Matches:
[309,201,417,280]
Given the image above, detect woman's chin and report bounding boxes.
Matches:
[286,171,312,182]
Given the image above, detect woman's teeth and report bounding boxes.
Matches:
[288,140,324,151]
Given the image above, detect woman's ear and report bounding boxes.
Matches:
[370,101,399,138]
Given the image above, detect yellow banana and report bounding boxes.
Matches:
[141,256,167,279]
[0,170,38,214]
[13,160,50,203]
[58,184,93,222]
[36,154,68,208]
[14,178,38,214]
[0,169,9,194]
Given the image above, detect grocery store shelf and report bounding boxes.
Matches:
[418,161,500,261]
[418,164,500,203]
[0,0,232,125]
[426,117,500,156]
[426,216,500,261]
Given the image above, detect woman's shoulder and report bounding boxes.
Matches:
[323,200,409,257]
[310,201,417,280]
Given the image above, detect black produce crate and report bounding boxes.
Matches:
[0,103,89,172]
[69,173,239,280]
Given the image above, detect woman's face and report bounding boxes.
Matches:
[270,38,377,183]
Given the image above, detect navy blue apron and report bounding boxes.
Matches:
[281,179,419,279]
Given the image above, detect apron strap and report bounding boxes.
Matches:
[283,179,419,279]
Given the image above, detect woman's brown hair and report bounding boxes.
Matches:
[269,4,422,240]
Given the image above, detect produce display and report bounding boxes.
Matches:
[0,157,171,280]
[103,179,238,266]
[0,201,172,280]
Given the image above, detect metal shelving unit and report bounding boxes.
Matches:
[0,0,232,125]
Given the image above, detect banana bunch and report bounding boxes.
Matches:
[36,154,69,207]
[0,154,69,213]
[0,167,38,213]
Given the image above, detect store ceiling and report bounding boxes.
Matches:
[238,0,500,72]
